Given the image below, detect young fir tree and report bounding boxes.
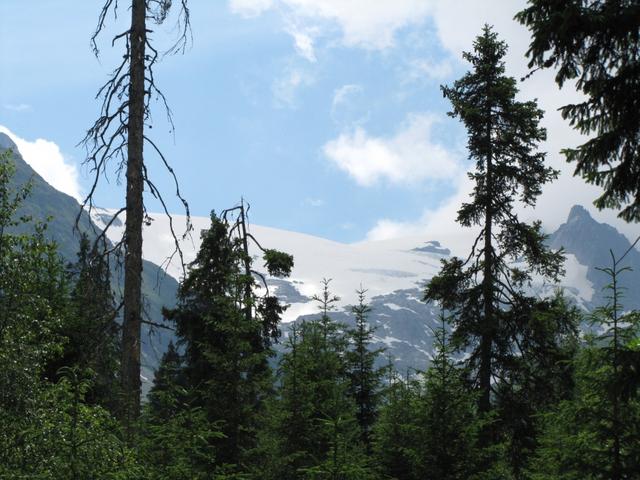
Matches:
[142,343,223,480]
[424,26,563,436]
[162,211,292,471]
[529,251,640,480]
[516,0,640,222]
[345,288,387,453]
[413,313,483,480]
[373,364,421,480]
[146,341,185,420]
[266,280,372,480]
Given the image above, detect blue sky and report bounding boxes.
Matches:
[1,0,635,245]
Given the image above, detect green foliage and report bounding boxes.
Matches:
[516,0,640,221]
[160,211,291,471]
[0,150,140,479]
[530,255,640,479]
[1,368,139,479]
[50,233,121,413]
[259,281,377,480]
[373,371,422,480]
[141,402,223,480]
[529,344,640,480]
[373,318,485,480]
[263,248,294,278]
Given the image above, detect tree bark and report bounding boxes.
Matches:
[121,0,146,431]
[479,119,494,418]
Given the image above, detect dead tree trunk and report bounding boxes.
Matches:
[121,0,146,429]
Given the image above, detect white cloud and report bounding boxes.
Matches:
[360,0,640,249]
[403,58,453,82]
[287,25,318,62]
[229,0,274,17]
[324,113,460,187]
[332,84,362,110]
[272,67,315,108]
[303,197,325,207]
[3,103,32,113]
[365,172,477,255]
[0,126,82,201]
[230,0,432,54]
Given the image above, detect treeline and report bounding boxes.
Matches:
[2,0,640,477]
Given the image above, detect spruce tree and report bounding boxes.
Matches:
[531,251,640,480]
[66,233,120,412]
[516,0,640,222]
[425,26,563,427]
[163,211,292,470]
[142,342,222,479]
[373,366,421,480]
[414,314,483,480]
[345,288,387,453]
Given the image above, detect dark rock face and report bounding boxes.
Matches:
[413,240,451,256]
[548,205,640,310]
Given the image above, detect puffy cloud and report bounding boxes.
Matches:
[272,66,315,108]
[230,0,432,55]
[323,113,460,187]
[3,103,32,113]
[403,58,453,83]
[229,0,274,17]
[0,126,82,201]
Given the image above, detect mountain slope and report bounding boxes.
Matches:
[96,206,623,373]
[7,126,636,375]
[549,205,640,310]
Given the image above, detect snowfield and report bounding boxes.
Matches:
[92,208,596,371]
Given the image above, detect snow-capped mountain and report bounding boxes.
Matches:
[91,205,633,374]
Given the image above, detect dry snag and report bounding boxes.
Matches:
[81,0,192,432]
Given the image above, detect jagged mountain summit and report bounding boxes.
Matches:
[549,204,640,310]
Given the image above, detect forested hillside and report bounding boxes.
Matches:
[0,132,177,388]
[1,1,639,479]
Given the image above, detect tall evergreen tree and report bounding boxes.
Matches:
[163,211,292,470]
[425,26,563,422]
[516,0,640,222]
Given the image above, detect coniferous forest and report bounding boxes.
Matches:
[1,1,640,479]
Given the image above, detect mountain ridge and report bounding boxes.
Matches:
[0,132,178,388]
